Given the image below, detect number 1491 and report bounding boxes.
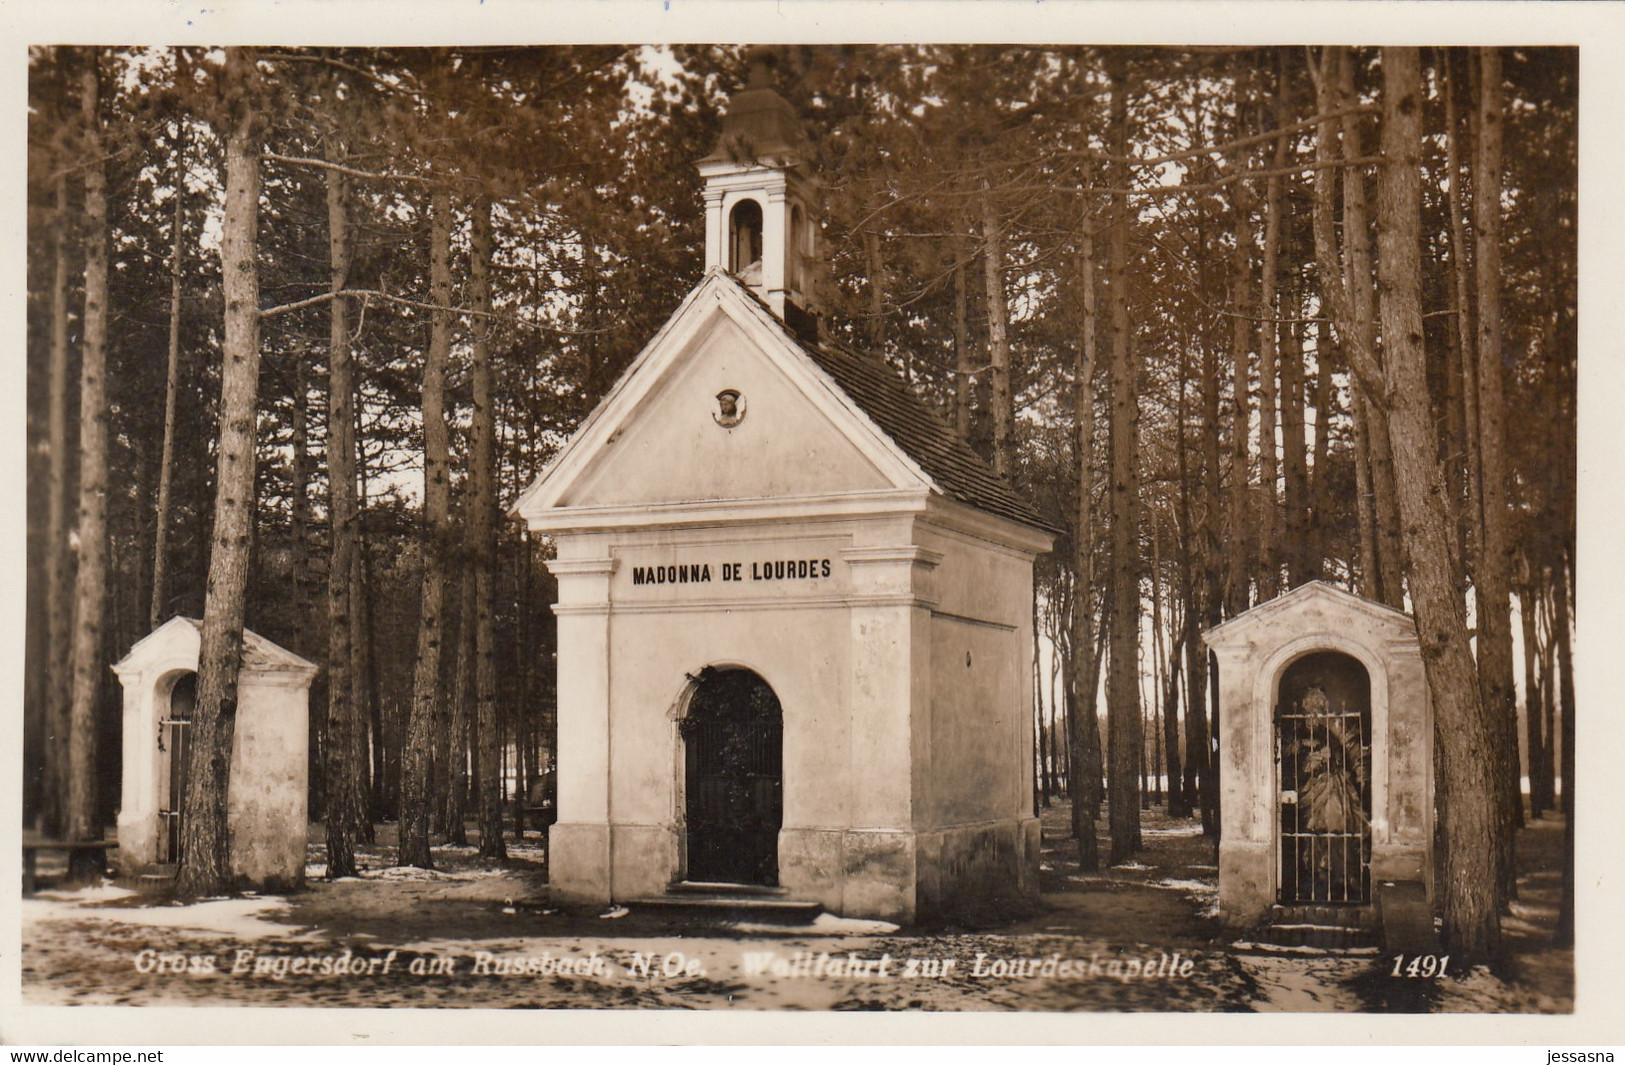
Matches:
[1391,954,1450,978]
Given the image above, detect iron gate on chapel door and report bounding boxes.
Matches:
[681,667,783,886]
[1275,652,1373,905]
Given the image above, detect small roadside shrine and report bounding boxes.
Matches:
[513,57,1055,923]
[1202,581,1435,929]
[112,616,317,891]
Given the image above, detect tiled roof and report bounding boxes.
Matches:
[790,326,1056,536]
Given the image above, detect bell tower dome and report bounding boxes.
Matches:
[698,49,820,332]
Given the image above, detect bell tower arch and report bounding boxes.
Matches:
[699,49,821,326]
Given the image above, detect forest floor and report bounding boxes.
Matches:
[20,802,1573,1013]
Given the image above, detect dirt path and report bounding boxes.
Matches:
[21,804,1572,1012]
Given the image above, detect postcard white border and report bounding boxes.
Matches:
[2,0,1621,1047]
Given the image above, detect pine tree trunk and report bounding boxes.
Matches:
[1518,581,1546,819]
[1104,53,1142,864]
[289,350,311,641]
[1470,45,1522,898]
[1197,212,1224,836]
[1225,197,1253,617]
[1310,319,1334,579]
[1256,90,1285,601]
[1175,338,1209,821]
[1553,552,1574,947]
[953,248,973,441]
[151,118,187,633]
[400,189,455,868]
[1376,46,1500,962]
[1366,387,1406,606]
[323,146,364,881]
[471,196,506,860]
[982,190,1014,479]
[1311,47,1404,606]
[289,347,318,817]
[1442,51,1482,576]
[1035,603,1049,809]
[1186,615,1213,832]
[1280,273,1310,589]
[356,454,384,837]
[176,48,262,897]
[42,158,74,838]
[1068,200,1102,871]
[1536,584,1559,814]
[1275,56,1311,590]
[64,52,108,871]
[1161,614,1186,818]
[443,564,473,846]
[1350,385,1382,597]
[1152,518,1183,814]
[1335,51,1405,607]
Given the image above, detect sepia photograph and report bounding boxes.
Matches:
[6,0,1619,1046]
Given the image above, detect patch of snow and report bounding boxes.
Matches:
[1149,878,1218,895]
[304,863,328,879]
[361,865,496,883]
[1509,899,1557,919]
[723,911,898,937]
[1231,940,1378,956]
[1111,861,1152,870]
[598,905,630,919]
[25,893,310,940]
[30,884,139,905]
[505,843,549,861]
[1148,877,1220,918]
[807,913,899,935]
[1140,824,1204,837]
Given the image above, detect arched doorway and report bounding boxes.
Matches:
[681,666,782,886]
[1276,651,1372,904]
[157,672,196,864]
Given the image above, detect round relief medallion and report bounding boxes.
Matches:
[713,388,746,427]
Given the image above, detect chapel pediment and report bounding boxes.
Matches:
[513,271,1050,537]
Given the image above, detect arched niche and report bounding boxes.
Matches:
[728,198,764,281]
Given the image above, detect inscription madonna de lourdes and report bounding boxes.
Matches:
[511,62,1055,923]
[626,552,838,590]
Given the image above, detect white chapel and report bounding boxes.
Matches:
[513,55,1055,922]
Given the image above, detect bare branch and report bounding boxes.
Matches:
[263,151,438,186]
[260,51,428,101]
[258,288,611,335]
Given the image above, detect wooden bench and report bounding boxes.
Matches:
[22,835,117,897]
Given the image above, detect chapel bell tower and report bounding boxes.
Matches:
[698,49,821,334]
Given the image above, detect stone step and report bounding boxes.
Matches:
[1250,919,1379,952]
[1269,903,1376,929]
[627,891,824,921]
[135,863,177,897]
[667,880,790,897]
